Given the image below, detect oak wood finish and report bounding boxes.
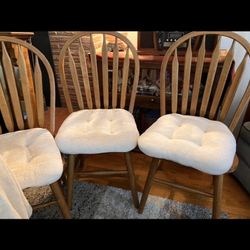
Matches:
[2,41,24,130]
[220,53,248,122]
[58,32,140,209]
[112,37,119,108]
[0,36,70,218]
[230,80,250,131]
[120,47,130,109]
[68,48,84,110]
[75,170,128,177]
[200,37,221,117]
[67,154,76,209]
[171,49,179,113]
[182,39,192,114]
[50,182,71,219]
[0,78,14,131]
[17,45,35,128]
[209,41,235,119]
[79,40,93,109]
[34,56,45,127]
[153,177,214,197]
[90,34,101,109]
[190,35,206,116]
[125,152,139,208]
[212,175,223,219]
[33,200,58,210]
[102,34,109,108]
[141,32,250,218]
[138,158,160,214]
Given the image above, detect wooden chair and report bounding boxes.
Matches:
[0,36,71,218]
[138,32,250,218]
[55,32,140,209]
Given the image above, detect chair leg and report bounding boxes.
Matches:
[212,175,224,219]
[50,181,71,219]
[125,152,139,208]
[138,158,160,214]
[59,155,68,186]
[67,154,76,209]
[75,155,84,171]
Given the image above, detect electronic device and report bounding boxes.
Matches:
[155,31,189,50]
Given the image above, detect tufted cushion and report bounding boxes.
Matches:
[0,128,63,189]
[138,113,236,175]
[55,109,139,154]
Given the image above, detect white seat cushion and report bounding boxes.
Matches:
[0,128,63,189]
[55,109,139,154]
[138,113,236,175]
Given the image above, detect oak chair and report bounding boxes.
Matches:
[0,36,71,218]
[55,32,140,209]
[138,32,250,218]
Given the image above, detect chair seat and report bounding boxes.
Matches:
[55,109,139,154]
[0,128,63,189]
[138,113,236,175]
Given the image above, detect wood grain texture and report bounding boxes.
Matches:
[200,37,221,117]
[171,49,179,113]
[34,56,45,127]
[229,79,250,131]
[79,39,93,109]
[209,41,235,119]
[220,53,248,122]
[2,41,24,129]
[190,35,206,115]
[0,78,14,131]
[102,34,109,108]
[112,37,119,108]
[17,45,35,128]
[212,175,224,219]
[120,47,130,109]
[90,34,101,108]
[181,39,192,114]
[68,48,84,109]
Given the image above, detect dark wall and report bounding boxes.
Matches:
[31,32,61,107]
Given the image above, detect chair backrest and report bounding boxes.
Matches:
[58,32,140,113]
[160,31,250,132]
[0,36,55,134]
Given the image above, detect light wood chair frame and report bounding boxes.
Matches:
[58,32,140,209]
[0,36,71,218]
[138,31,250,218]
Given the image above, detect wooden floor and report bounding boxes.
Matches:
[51,108,250,219]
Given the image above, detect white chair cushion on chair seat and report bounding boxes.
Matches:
[138,113,236,175]
[55,109,140,154]
[0,128,63,189]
